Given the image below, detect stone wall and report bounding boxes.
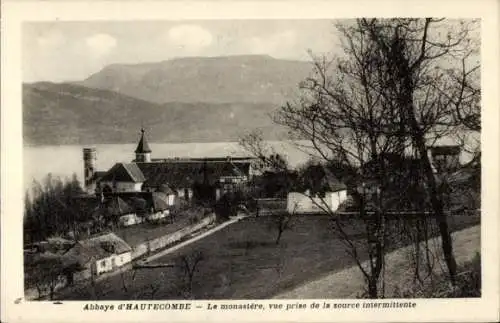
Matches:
[131,214,216,259]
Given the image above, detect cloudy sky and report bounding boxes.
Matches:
[23,20,340,82]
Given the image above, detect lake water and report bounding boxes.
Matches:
[23,141,314,192]
[23,135,478,193]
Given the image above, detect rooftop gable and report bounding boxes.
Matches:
[105,196,134,216]
[100,163,146,183]
[74,232,132,259]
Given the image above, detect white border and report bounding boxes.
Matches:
[2,1,499,322]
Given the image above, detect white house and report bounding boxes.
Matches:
[146,192,175,222]
[96,196,143,227]
[287,189,349,214]
[64,232,132,276]
[119,213,144,227]
[287,163,349,214]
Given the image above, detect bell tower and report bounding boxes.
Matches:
[83,147,97,191]
[135,128,152,162]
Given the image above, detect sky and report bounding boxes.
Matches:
[23,20,340,82]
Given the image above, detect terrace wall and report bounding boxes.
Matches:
[131,214,216,259]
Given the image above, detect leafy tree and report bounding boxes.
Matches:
[24,173,85,243]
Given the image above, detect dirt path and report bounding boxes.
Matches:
[273,225,480,299]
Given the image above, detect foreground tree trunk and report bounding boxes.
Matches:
[360,18,461,285]
[397,48,458,285]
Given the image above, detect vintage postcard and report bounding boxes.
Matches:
[1,0,499,322]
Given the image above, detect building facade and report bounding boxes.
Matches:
[85,128,257,203]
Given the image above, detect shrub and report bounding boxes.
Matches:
[392,252,481,298]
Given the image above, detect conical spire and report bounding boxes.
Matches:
[135,128,152,154]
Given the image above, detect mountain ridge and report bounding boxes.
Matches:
[23,55,314,145]
[76,55,313,104]
[23,82,291,146]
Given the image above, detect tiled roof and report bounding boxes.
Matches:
[100,192,176,213]
[100,163,146,183]
[151,157,257,163]
[65,232,132,263]
[302,164,347,193]
[137,161,250,189]
[105,196,134,216]
[151,192,171,211]
[158,184,176,195]
[322,167,347,192]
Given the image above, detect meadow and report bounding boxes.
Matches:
[56,213,480,300]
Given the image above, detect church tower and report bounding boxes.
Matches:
[83,147,97,191]
[135,128,152,162]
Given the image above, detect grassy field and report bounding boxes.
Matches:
[56,213,480,300]
[274,225,481,299]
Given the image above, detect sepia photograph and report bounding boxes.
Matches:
[22,17,482,301]
[1,1,499,322]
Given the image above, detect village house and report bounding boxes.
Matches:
[287,164,348,214]
[146,191,175,222]
[98,163,146,194]
[90,191,176,227]
[63,232,132,277]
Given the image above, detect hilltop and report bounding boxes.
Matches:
[76,55,313,104]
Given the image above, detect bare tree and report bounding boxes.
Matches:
[269,18,479,292]
[271,202,298,245]
[27,257,66,300]
[270,21,410,297]
[177,251,204,299]
[119,268,137,294]
[273,211,294,245]
[239,130,289,173]
[241,117,393,297]
[353,18,480,285]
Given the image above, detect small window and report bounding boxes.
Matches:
[101,260,106,267]
[121,256,124,262]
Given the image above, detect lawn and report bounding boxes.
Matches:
[56,212,480,300]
